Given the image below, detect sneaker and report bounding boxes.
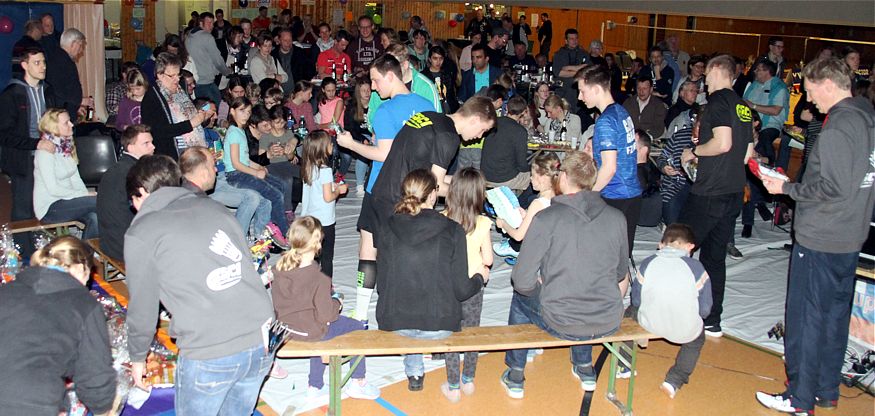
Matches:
[616,366,637,379]
[345,379,380,400]
[500,369,524,399]
[265,223,290,249]
[815,397,837,409]
[407,375,424,391]
[461,377,475,396]
[269,363,288,379]
[307,385,329,399]
[440,382,461,403]
[493,239,519,258]
[526,348,544,362]
[704,325,723,337]
[356,184,365,195]
[727,243,744,260]
[756,391,814,415]
[572,366,597,392]
[504,257,517,266]
[660,381,677,399]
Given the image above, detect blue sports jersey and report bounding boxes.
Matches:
[367,93,434,193]
[593,103,642,199]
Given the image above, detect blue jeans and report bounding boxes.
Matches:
[784,243,858,410]
[195,83,221,107]
[354,159,369,188]
[394,329,452,377]
[175,345,273,416]
[504,291,618,375]
[309,316,367,388]
[42,196,99,239]
[225,170,288,235]
[210,173,272,237]
[662,180,691,226]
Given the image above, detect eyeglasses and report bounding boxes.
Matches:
[162,72,181,78]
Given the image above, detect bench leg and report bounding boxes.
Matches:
[603,341,637,416]
[328,355,342,416]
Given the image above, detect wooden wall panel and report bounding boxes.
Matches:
[120,0,156,62]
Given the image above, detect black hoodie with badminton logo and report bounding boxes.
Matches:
[124,187,274,361]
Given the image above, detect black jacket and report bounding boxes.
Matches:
[44,47,82,120]
[0,266,116,415]
[141,85,194,160]
[0,77,56,176]
[376,209,484,332]
[96,153,138,261]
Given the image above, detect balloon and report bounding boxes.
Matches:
[339,0,348,4]
[0,16,13,34]
[279,0,289,9]
[455,14,465,22]
[435,11,446,20]
[373,14,382,25]
[238,0,249,8]
[448,20,457,28]
[401,12,411,20]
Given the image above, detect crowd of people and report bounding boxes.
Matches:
[0,7,874,416]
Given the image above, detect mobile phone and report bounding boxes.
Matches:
[201,104,211,111]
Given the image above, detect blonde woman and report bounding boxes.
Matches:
[0,236,117,415]
[33,108,98,239]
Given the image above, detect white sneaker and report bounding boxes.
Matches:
[704,325,723,338]
[756,391,807,414]
[493,240,519,257]
[345,379,380,400]
[307,385,329,400]
[615,367,637,379]
[356,185,365,195]
[660,382,677,399]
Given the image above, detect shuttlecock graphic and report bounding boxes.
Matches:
[209,229,242,262]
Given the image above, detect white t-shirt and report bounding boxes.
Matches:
[302,166,335,226]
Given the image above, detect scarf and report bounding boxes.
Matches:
[158,83,205,148]
[42,132,76,161]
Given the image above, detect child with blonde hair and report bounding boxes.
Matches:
[271,216,379,401]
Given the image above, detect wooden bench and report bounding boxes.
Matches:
[277,318,656,416]
[9,219,84,235]
[86,238,126,282]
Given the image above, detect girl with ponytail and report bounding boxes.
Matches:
[0,235,117,414]
[270,216,380,401]
[376,169,487,392]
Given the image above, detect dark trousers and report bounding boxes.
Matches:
[662,182,691,226]
[784,243,858,410]
[539,40,551,59]
[318,224,336,278]
[604,196,642,257]
[309,316,366,388]
[9,172,36,256]
[266,162,301,211]
[678,192,742,327]
[665,330,706,388]
[755,128,793,171]
[445,289,484,385]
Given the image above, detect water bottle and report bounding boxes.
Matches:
[343,63,349,84]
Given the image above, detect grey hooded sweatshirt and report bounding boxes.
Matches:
[511,191,627,338]
[124,187,273,361]
[784,96,875,253]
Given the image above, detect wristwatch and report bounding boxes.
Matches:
[691,147,698,158]
[752,103,758,110]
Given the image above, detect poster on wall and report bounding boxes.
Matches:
[257,0,270,7]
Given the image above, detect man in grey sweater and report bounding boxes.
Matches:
[501,151,629,399]
[186,12,230,105]
[124,155,274,415]
[757,57,875,416]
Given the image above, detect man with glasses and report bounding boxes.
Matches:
[744,59,790,170]
[757,36,787,81]
[346,15,384,76]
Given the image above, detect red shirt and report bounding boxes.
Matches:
[252,16,271,31]
[316,48,352,80]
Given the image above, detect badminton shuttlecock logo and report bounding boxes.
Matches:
[209,229,242,262]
